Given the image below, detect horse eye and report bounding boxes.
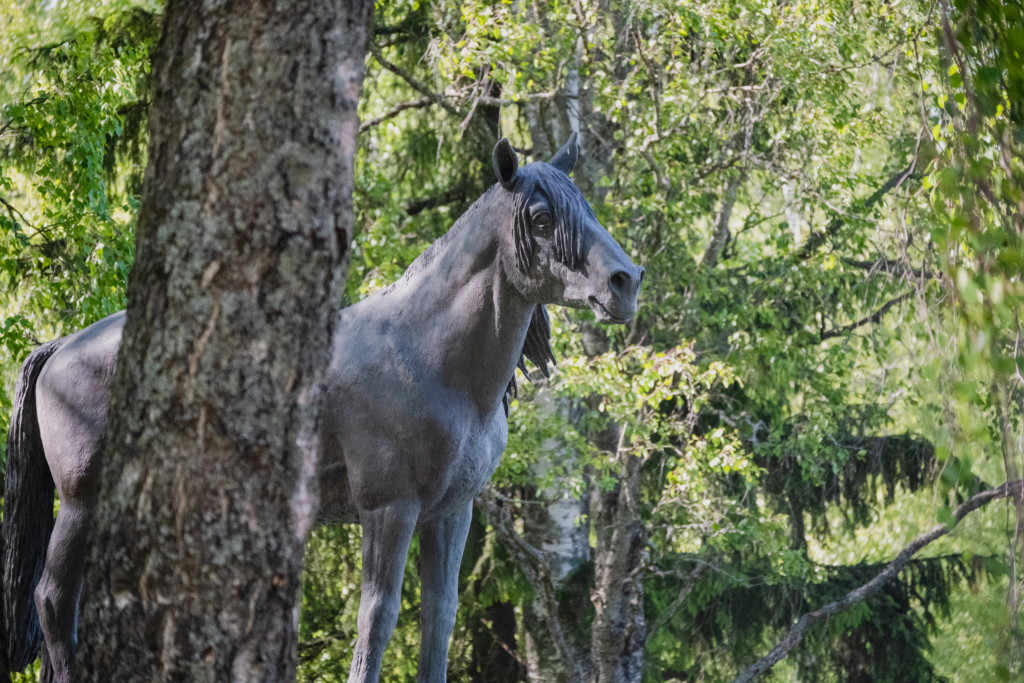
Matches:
[533,211,553,230]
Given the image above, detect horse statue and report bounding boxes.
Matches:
[2,134,644,683]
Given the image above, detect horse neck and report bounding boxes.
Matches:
[395,190,535,412]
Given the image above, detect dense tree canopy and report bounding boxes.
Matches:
[2,0,1023,681]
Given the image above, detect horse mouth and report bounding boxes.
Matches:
[588,296,631,324]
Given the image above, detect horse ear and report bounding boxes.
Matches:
[493,138,519,190]
[549,131,579,175]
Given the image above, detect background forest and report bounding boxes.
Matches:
[2,0,1024,680]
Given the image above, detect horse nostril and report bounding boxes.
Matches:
[610,270,631,295]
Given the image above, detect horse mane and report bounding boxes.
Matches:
[510,163,592,272]
[503,162,593,412]
[378,190,489,297]
[503,303,553,414]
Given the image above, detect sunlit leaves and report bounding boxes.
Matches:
[0,5,156,358]
[0,0,1017,678]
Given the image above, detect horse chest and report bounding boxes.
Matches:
[414,404,507,515]
[322,370,508,518]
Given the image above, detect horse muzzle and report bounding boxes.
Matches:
[589,264,645,324]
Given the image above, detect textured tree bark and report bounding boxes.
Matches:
[589,424,647,683]
[74,1,371,680]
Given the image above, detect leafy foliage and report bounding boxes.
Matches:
[2,0,1022,680]
[0,2,158,470]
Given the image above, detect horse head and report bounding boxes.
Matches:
[492,133,644,324]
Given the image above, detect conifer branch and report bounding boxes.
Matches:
[732,479,1024,683]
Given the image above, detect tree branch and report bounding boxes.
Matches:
[0,195,32,230]
[478,617,529,669]
[445,87,560,108]
[797,162,917,259]
[820,292,912,340]
[373,24,410,36]
[367,42,558,132]
[404,187,467,216]
[731,479,1024,683]
[841,257,940,282]
[358,96,434,133]
[478,491,588,683]
[368,41,465,119]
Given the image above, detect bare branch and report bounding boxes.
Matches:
[359,96,433,133]
[367,42,557,139]
[840,257,940,282]
[731,479,1024,683]
[797,161,918,259]
[368,41,465,119]
[445,89,560,108]
[820,292,912,340]
[478,617,529,668]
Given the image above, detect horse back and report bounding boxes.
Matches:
[34,311,124,503]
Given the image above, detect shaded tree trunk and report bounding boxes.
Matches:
[589,423,646,683]
[74,1,371,680]
[521,393,592,683]
[517,9,648,680]
[469,599,526,683]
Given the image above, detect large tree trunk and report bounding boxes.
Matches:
[74,1,371,680]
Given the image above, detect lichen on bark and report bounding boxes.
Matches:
[74,1,372,680]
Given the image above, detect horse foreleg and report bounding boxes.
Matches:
[34,501,92,683]
[348,499,420,683]
[416,502,473,683]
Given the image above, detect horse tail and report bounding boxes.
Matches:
[2,338,64,674]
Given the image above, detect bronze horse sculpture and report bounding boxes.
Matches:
[2,134,644,682]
